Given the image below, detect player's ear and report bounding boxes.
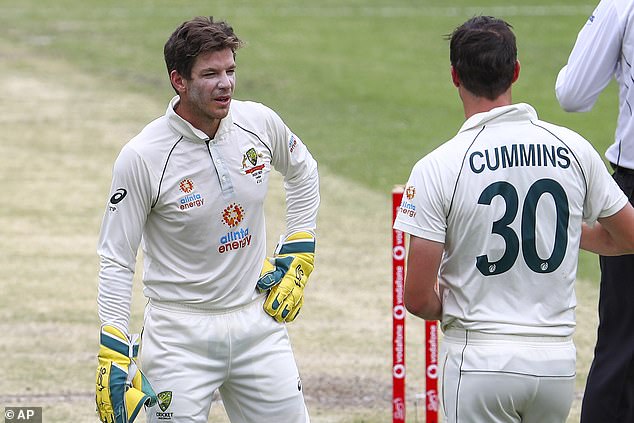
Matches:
[450,66,460,87]
[170,70,187,93]
[512,60,520,84]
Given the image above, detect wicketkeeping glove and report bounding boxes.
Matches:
[96,324,157,423]
[257,231,315,322]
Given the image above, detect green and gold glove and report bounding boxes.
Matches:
[96,325,157,423]
[257,231,315,322]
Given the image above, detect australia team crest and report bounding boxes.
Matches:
[242,147,265,183]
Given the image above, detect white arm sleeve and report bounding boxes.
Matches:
[267,109,320,235]
[97,145,153,332]
[582,139,629,222]
[393,156,448,243]
[556,0,623,112]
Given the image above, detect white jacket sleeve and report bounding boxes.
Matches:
[266,108,320,236]
[97,145,153,333]
[556,0,623,112]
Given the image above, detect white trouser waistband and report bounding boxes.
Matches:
[148,293,266,315]
[444,327,572,343]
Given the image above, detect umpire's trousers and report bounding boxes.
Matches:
[581,165,634,423]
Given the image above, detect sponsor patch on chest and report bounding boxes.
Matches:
[177,178,206,210]
[219,202,253,254]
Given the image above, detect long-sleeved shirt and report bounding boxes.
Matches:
[97,96,320,332]
[556,0,634,169]
[394,103,626,336]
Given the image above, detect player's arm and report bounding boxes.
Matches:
[96,146,156,422]
[259,107,319,322]
[556,0,622,111]
[581,202,634,255]
[97,146,153,329]
[403,235,443,321]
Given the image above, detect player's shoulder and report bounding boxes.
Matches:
[127,114,176,150]
[230,99,281,125]
[115,114,180,169]
[532,118,593,149]
[410,133,467,180]
[591,0,633,25]
[532,118,606,171]
[613,0,634,15]
[229,99,287,137]
[429,129,478,163]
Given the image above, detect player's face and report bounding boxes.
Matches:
[178,48,236,135]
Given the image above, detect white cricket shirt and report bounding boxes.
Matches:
[556,0,634,169]
[394,103,627,337]
[97,96,319,331]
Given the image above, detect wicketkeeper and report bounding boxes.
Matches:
[95,16,319,423]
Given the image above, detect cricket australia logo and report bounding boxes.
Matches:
[157,391,172,411]
[155,391,174,420]
[242,147,265,183]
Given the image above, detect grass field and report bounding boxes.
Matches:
[0,1,615,421]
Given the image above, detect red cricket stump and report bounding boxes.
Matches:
[392,186,407,422]
[425,320,439,422]
[392,186,440,422]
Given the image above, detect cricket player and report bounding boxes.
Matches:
[556,1,634,420]
[95,16,319,423]
[394,16,634,423]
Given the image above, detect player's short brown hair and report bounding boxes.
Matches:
[448,16,517,100]
[164,16,244,82]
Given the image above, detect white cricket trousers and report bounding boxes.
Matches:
[140,295,310,423]
[441,328,576,423]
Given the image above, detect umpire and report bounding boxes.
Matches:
[556,0,634,421]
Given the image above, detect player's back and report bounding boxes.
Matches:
[433,104,603,336]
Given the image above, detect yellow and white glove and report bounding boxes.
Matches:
[96,324,157,423]
[257,231,315,322]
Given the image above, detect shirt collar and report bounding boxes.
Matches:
[458,103,538,133]
[166,95,234,141]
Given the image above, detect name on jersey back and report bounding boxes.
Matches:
[469,143,571,174]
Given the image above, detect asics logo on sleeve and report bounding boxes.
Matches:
[110,188,127,204]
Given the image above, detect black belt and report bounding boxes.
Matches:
[610,163,634,175]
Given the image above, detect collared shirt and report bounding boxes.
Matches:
[394,103,626,337]
[97,96,319,331]
[556,0,634,169]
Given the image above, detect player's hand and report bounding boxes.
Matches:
[96,324,157,423]
[257,231,315,322]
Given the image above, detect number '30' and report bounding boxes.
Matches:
[476,179,569,276]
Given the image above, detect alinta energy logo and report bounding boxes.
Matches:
[288,134,298,153]
[179,178,194,193]
[399,185,417,218]
[178,178,205,211]
[405,185,416,200]
[221,203,245,228]
[219,203,252,254]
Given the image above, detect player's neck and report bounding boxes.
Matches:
[460,88,513,119]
